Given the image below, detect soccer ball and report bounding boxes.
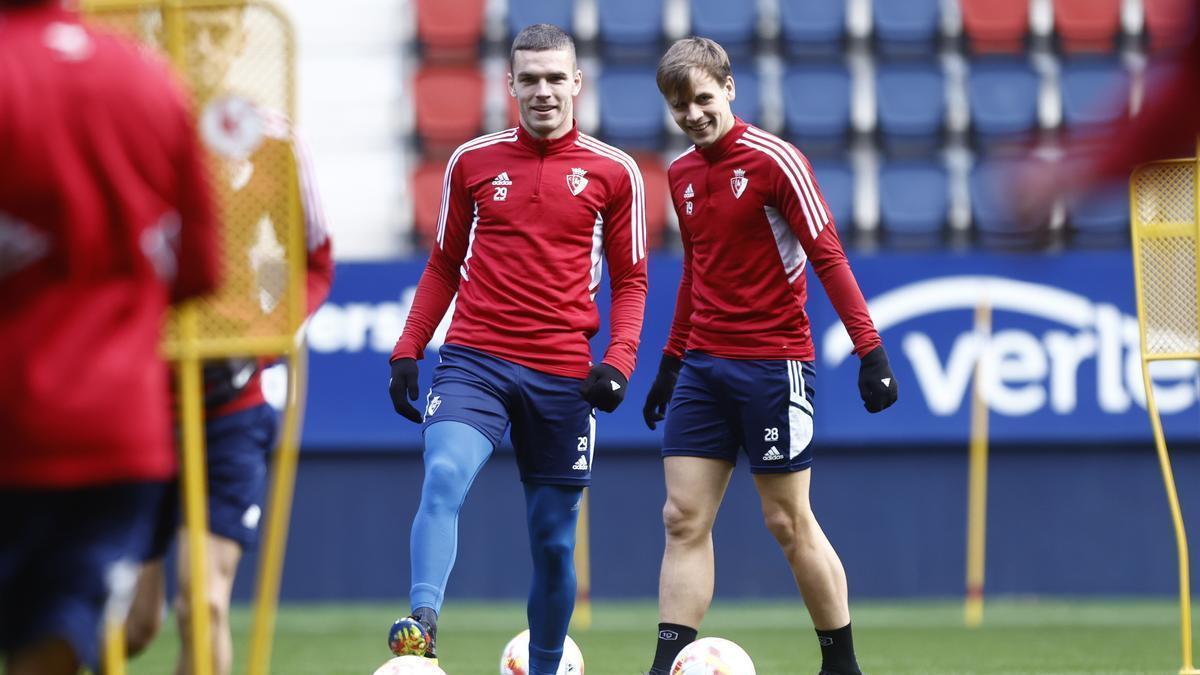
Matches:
[372,655,446,675]
[499,628,585,674]
[670,637,756,675]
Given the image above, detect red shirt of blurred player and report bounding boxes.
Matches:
[0,1,219,487]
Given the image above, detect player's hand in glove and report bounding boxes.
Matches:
[580,362,628,413]
[389,358,422,423]
[642,354,682,430]
[858,345,898,413]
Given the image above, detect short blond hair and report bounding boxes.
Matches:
[656,37,732,101]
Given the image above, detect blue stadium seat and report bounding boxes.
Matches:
[507,0,575,37]
[783,65,852,158]
[1070,181,1129,246]
[731,64,761,126]
[970,160,1048,248]
[596,0,664,62]
[879,161,948,247]
[873,0,941,56]
[810,161,854,231]
[779,0,846,60]
[875,62,945,156]
[967,59,1040,149]
[1059,59,1130,135]
[690,0,758,61]
[597,66,663,149]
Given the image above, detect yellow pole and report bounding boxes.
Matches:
[571,488,592,631]
[964,300,991,628]
[101,619,127,675]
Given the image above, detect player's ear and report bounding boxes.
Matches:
[725,75,736,102]
[507,71,516,97]
[571,68,582,97]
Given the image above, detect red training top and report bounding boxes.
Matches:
[0,3,219,488]
[392,123,648,380]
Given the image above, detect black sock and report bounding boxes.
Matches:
[649,622,697,674]
[816,623,860,674]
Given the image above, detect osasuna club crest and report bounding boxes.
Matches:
[730,168,748,199]
[566,167,589,196]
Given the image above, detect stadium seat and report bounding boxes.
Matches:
[878,161,949,247]
[411,159,447,249]
[1143,0,1195,53]
[415,0,486,63]
[596,0,664,62]
[779,0,846,60]
[632,153,669,250]
[967,59,1040,150]
[414,66,485,157]
[810,161,855,232]
[1069,180,1130,247]
[731,63,762,126]
[873,0,941,56]
[875,61,946,156]
[690,0,759,62]
[597,66,664,149]
[960,0,1029,54]
[1053,0,1121,53]
[783,65,852,158]
[970,160,1049,248]
[507,0,575,37]
[1059,59,1130,136]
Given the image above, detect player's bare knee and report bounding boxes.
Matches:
[662,497,709,543]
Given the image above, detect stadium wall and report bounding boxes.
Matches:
[230,251,1200,601]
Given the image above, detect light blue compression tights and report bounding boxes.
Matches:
[524,482,583,675]
[409,421,493,613]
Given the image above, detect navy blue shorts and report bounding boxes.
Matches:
[662,351,816,473]
[201,403,277,549]
[0,482,173,671]
[422,344,595,486]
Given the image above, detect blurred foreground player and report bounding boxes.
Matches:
[640,38,897,675]
[117,7,333,675]
[0,0,219,673]
[386,24,647,675]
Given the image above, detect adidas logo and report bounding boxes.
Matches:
[492,171,512,186]
[762,446,784,461]
[572,456,589,471]
[683,183,694,199]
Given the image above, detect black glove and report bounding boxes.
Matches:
[580,362,628,413]
[389,358,422,423]
[858,345,898,413]
[642,354,682,430]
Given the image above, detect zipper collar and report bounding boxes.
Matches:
[516,120,580,156]
[697,117,749,163]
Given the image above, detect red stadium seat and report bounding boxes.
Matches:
[411,159,447,249]
[415,0,486,63]
[1143,0,1194,53]
[961,0,1029,54]
[414,66,485,158]
[1054,0,1121,53]
[633,153,668,250]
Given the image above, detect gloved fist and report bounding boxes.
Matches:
[389,358,422,423]
[857,345,898,413]
[580,362,628,413]
[642,354,682,430]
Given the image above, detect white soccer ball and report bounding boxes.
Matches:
[372,655,447,675]
[670,637,756,675]
[499,628,585,674]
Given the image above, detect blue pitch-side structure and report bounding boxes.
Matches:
[228,251,1200,602]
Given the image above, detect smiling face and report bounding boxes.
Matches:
[665,68,737,148]
[508,47,581,140]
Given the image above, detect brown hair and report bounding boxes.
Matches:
[510,23,577,67]
[656,37,732,101]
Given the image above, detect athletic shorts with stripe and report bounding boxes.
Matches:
[662,351,816,473]
[421,344,596,486]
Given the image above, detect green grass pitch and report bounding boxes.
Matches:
[125,598,1195,674]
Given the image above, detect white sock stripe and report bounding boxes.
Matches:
[577,134,647,263]
[736,137,819,240]
[436,129,519,246]
[744,127,829,230]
